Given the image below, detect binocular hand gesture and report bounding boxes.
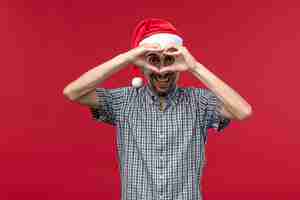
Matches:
[159,45,197,73]
[127,43,197,74]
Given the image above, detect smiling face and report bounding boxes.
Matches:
[142,52,180,96]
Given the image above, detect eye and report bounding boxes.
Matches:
[163,55,175,66]
[146,53,161,67]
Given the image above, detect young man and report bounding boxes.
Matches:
[63,18,252,200]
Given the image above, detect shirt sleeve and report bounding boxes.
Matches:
[89,87,127,126]
[205,89,231,132]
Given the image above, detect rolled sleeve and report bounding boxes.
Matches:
[206,90,231,132]
[90,87,127,125]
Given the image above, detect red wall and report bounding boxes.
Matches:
[1,0,300,199]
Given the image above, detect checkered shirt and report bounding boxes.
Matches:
[90,85,230,200]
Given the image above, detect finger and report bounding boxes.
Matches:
[142,43,164,52]
[133,44,162,58]
[164,51,182,56]
[135,58,160,74]
[144,64,160,74]
[146,48,164,54]
[159,66,177,73]
[164,44,182,52]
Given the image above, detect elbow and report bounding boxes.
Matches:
[236,105,253,120]
[62,86,79,101]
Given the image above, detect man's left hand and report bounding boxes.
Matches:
[159,45,197,73]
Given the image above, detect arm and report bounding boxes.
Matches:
[189,62,252,120]
[62,53,129,107]
[160,45,252,120]
[62,44,162,107]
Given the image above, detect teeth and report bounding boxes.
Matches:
[156,77,169,82]
[158,78,168,81]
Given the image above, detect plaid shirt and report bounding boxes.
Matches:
[90,85,230,200]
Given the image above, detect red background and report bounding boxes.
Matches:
[1,0,300,199]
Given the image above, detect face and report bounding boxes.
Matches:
[143,52,180,96]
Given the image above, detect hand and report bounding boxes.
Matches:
[126,43,164,74]
[159,45,197,74]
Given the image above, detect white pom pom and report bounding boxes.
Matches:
[132,77,143,88]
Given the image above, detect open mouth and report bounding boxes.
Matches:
[150,73,175,89]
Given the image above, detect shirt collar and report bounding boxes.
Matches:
[144,84,181,107]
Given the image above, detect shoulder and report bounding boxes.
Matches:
[98,86,131,95]
[105,86,149,100]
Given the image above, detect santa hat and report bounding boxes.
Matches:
[131,18,183,88]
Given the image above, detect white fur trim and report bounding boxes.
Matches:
[132,77,143,88]
[139,33,183,48]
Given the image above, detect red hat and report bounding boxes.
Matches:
[130,18,183,88]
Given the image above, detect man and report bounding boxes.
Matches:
[63,18,252,200]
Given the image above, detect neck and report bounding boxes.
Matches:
[148,84,176,98]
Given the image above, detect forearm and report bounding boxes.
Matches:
[190,62,252,120]
[63,53,130,100]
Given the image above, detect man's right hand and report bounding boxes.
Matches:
[63,43,163,105]
[125,43,163,74]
